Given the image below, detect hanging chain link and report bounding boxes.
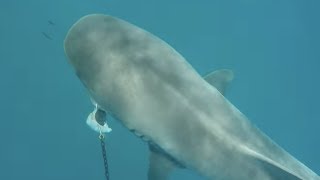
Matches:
[99,133,110,180]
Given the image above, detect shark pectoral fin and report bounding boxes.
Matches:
[148,147,176,180]
[204,69,234,95]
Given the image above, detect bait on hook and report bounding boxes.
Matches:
[87,103,112,180]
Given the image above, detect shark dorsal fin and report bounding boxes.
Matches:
[204,69,234,95]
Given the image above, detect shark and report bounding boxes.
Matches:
[64,14,319,180]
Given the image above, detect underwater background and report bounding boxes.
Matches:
[1,0,319,179]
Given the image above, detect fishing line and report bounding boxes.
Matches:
[99,130,110,180]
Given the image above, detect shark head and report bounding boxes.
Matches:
[64,14,164,131]
[64,15,113,91]
[64,13,197,131]
[64,15,128,106]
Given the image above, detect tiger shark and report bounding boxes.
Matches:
[64,14,319,180]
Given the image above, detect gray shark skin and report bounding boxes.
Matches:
[64,14,319,180]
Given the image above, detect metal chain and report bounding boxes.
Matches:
[99,133,110,180]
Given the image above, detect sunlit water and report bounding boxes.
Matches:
[1,1,319,179]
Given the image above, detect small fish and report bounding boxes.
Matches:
[42,32,52,40]
[48,20,55,26]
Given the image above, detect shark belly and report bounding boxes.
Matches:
[64,14,319,180]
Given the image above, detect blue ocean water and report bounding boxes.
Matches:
[1,0,319,179]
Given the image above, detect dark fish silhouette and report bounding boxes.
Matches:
[42,32,52,40]
[48,20,55,26]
